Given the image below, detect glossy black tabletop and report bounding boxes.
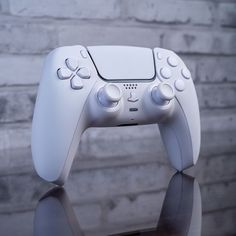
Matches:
[0,131,235,236]
[34,173,201,236]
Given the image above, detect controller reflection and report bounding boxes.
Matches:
[34,173,202,236]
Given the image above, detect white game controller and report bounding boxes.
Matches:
[31,45,201,185]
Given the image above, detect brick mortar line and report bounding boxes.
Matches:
[1,106,236,125]
[199,152,236,161]
[0,14,236,32]
[71,160,169,174]
[69,187,168,206]
[199,177,236,187]
[1,80,236,90]
[0,122,31,128]
[0,120,33,125]
[196,82,236,85]
[0,207,35,215]
[1,51,236,57]
[0,84,39,89]
[0,53,236,58]
[1,54,236,64]
[203,206,236,215]
[1,181,236,215]
[0,84,38,90]
[1,204,235,220]
[0,111,236,129]
[0,187,169,214]
[0,150,235,178]
[200,151,236,159]
[200,106,236,111]
[1,109,236,126]
[184,0,236,2]
[0,158,170,178]
[72,152,236,173]
[180,53,236,58]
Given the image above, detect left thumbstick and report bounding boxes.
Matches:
[98,83,122,107]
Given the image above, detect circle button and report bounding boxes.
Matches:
[175,79,185,92]
[181,68,191,79]
[160,67,172,79]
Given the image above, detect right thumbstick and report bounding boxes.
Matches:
[151,83,175,105]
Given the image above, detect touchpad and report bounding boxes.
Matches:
[87,46,155,81]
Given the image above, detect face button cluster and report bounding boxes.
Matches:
[155,51,192,94]
[57,58,91,89]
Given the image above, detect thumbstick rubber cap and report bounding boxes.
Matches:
[151,83,175,105]
[98,83,122,107]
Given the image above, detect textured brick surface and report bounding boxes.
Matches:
[0,55,43,85]
[196,56,236,82]
[0,23,57,54]
[0,0,8,13]
[7,0,121,19]
[219,3,236,27]
[57,23,163,48]
[202,209,236,236]
[197,83,236,109]
[0,124,31,150]
[123,0,213,25]
[0,87,36,123]
[0,211,34,236]
[163,30,236,55]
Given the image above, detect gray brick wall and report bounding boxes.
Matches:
[0,0,235,150]
[0,1,236,234]
[0,0,236,173]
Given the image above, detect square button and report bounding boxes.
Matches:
[57,68,72,80]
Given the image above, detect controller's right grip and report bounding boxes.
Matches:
[159,98,201,171]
